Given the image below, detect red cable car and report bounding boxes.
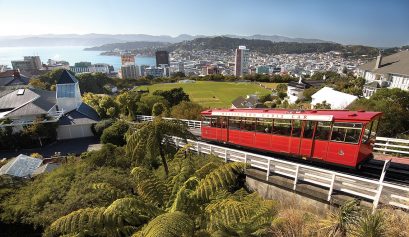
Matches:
[200,109,382,168]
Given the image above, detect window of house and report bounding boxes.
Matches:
[314,121,332,141]
[228,117,241,130]
[331,122,363,144]
[272,119,292,136]
[57,84,76,98]
[256,118,273,133]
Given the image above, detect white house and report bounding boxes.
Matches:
[357,50,409,98]
[0,70,100,140]
[311,87,357,109]
[287,77,325,104]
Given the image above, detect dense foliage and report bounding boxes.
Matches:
[348,88,409,137]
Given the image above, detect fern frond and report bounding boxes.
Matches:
[131,167,168,206]
[194,162,220,180]
[45,207,106,237]
[104,197,163,227]
[169,177,200,214]
[194,162,245,202]
[136,211,194,237]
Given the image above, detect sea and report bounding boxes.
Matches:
[0,46,156,71]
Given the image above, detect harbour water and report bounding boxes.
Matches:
[0,46,156,70]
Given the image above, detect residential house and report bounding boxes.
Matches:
[357,51,409,98]
[311,87,357,109]
[0,70,100,140]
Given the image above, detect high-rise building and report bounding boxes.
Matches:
[145,66,164,78]
[155,51,169,67]
[11,56,42,72]
[121,53,136,66]
[119,65,140,79]
[234,46,249,77]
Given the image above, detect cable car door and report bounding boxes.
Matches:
[216,117,228,142]
[299,121,316,158]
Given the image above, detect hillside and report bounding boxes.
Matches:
[88,36,379,58]
[84,41,170,51]
[165,37,379,57]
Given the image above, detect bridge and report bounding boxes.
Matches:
[136,115,409,211]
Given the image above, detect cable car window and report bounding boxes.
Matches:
[202,116,212,127]
[241,118,256,132]
[229,117,241,130]
[363,121,373,143]
[256,118,273,133]
[303,121,315,139]
[331,122,362,144]
[314,122,332,140]
[272,119,292,136]
[217,117,227,128]
[363,118,380,143]
[292,120,302,137]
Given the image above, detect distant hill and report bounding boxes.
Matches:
[84,41,170,51]
[0,33,332,47]
[164,37,379,57]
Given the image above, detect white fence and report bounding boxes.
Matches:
[136,115,409,157]
[374,137,409,156]
[170,136,409,211]
[136,115,201,129]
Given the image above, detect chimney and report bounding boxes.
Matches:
[13,69,20,79]
[375,53,382,69]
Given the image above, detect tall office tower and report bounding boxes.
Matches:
[121,53,136,66]
[234,46,249,77]
[155,51,169,67]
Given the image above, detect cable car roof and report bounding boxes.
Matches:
[201,109,382,122]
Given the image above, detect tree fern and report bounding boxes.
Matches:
[133,211,194,237]
[194,162,220,180]
[91,182,124,200]
[204,191,277,236]
[103,197,163,228]
[168,177,200,214]
[194,162,245,202]
[45,207,106,237]
[131,167,168,207]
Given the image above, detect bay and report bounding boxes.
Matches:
[0,46,156,71]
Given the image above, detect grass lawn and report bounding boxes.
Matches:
[259,82,282,90]
[140,81,272,108]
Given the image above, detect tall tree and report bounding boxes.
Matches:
[125,118,194,176]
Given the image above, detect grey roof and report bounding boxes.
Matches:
[358,50,409,76]
[0,75,30,87]
[57,70,78,84]
[364,81,380,89]
[232,96,259,108]
[32,163,60,176]
[58,103,100,125]
[0,88,56,118]
[288,80,324,89]
[0,154,43,178]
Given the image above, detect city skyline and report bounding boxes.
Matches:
[0,0,408,47]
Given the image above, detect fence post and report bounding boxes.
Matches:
[327,173,336,202]
[293,165,300,190]
[383,139,390,154]
[197,142,200,154]
[266,159,271,181]
[224,149,228,162]
[373,160,391,212]
[209,146,213,155]
[244,153,248,170]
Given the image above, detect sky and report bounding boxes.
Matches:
[0,0,408,47]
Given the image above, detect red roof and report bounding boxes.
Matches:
[201,108,382,122]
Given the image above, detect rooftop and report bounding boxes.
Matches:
[358,50,409,76]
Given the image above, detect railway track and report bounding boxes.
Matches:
[200,138,409,186]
